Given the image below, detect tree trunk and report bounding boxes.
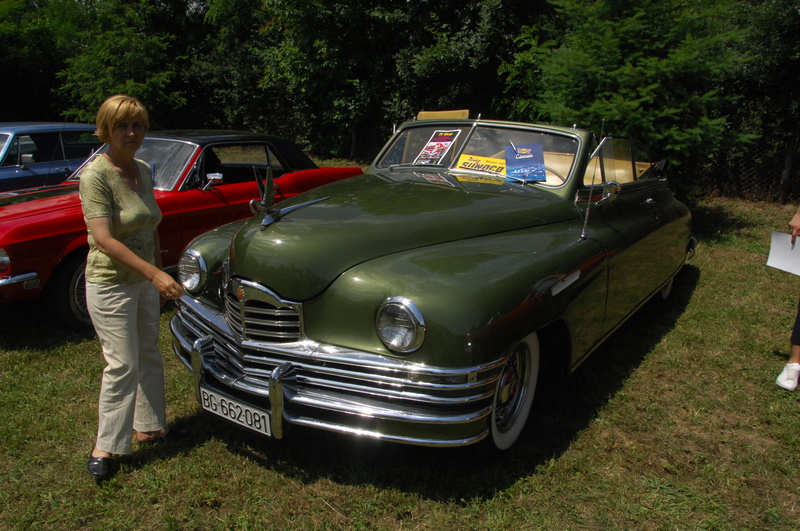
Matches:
[779,132,799,204]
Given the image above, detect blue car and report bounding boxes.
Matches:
[0,123,101,192]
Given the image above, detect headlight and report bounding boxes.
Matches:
[178,249,207,294]
[376,296,425,353]
[0,249,9,275]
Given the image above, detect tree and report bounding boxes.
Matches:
[502,0,750,176]
[217,0,546,158]
[0,0,63,120]
[57,0,187,127]
[724,0,800,202]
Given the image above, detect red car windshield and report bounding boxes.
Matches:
[68,138,198,191]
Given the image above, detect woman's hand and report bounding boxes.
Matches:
[790,207,800,244]
[152,270,184,302]
[87,218,184,302]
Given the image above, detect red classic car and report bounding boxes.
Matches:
[0,130,362,328]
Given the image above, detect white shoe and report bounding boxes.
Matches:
[776,363,800,391]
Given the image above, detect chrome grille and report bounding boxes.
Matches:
[242,300,300,341]
[224,290,244,336]
[224,278,301,343]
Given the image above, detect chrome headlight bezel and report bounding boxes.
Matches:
[376,296,426,353]
[177,249,207,295]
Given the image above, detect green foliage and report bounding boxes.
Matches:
[505,0,750,168]
[0,0,64,120]
[57,1,186,126]
[717,0,800,201]
[0,0,798,186]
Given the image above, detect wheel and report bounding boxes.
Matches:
[490,331,540,451]
[48,251,92,329]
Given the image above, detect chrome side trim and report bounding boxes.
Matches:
[0,272,38,287]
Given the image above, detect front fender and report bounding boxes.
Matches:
[182,219,248,303]
[302,221,606,368]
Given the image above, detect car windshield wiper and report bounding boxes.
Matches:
[260,197,330,230]
[504,174,537,186]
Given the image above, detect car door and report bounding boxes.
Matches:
[590,137,681,331]
[0,133,63,191]
[56,131,101,185]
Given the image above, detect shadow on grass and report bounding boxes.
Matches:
[689,202,757,244]
[0,299,97,349]
[125,264,700,503]
[0,299,179,350]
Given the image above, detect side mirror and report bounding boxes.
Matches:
[654,159,669,180]
[203,172,223,190]
[599,181,621,203]
[20,154,35,169]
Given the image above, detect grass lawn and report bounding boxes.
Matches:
[2,197,799,530]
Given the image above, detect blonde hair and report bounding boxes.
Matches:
[94,94,150,142]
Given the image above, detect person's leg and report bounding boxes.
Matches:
[777,299,800,390]
[789,344,800,365]
[132,282,167,438]
[87,282,140,456]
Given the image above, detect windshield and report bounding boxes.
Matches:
[0,134,9,163]
[375,123,579,187]
[138,139,198,190]
[68,138,198,190]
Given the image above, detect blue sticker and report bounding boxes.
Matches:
[505,143,546,182]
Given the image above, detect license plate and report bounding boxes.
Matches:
[200,387,271,437]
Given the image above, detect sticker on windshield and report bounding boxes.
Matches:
[505,143,546,181]
[420,173,456,187]
[413,130,461,165]
[455,174,506,185]
[456,154,506,174]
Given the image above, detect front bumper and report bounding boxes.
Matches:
[170,296,505,447]
[0,272,40,302]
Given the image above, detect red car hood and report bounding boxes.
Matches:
[0,183,82,223]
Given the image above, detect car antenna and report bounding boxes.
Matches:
[580,119,605,240]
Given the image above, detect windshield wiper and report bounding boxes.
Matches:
[505,174,536,186]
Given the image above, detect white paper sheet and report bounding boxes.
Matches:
[767,231,800,276]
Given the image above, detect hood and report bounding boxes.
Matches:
[229,170,579,300]
[0,183,81,221]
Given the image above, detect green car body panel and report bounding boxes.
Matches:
[170,118,694,450]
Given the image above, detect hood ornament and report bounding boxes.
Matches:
[248,150,331,230]
[260,197,331,230]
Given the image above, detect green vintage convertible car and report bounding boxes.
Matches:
[170,116,695,451]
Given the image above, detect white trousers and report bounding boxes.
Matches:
[87,280,166,455]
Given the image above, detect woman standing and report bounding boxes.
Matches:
[80,94,184,482]
[776,206,800,391]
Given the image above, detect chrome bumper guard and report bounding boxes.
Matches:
[171,296,504,447]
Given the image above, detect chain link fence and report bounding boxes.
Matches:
[691,141,800,203]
